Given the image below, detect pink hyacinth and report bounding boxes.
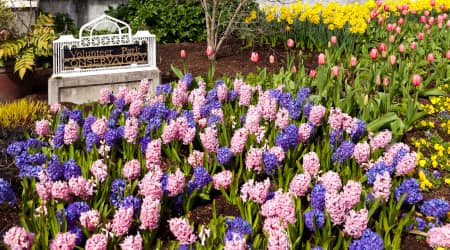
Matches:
[383,143,410,166]
[212,170,233,190]
[182,127,196,145]
[172,82,188,107]
[275,108,289,129]
[69,176,94,198]
[353,142,370,164]
[308,105,326,126]
[395,152,417,176]
[175,117,190,139]
[373,171,391,202]
[146,139,161,170]
[327,107,344,130]
[129,99,144,117]
[111,207,134,236]
[298,123,313,143]
[263,217,286,236]
[36,179,52,201]
[198,118,207,128]
[124,117,139,143]
[211,108,224,122]
[99,88,112,105]
[319,171,342,192]
[161,120,177,144]
[200,127,219,153]
[240,178,270,204]
[91,117,107,139]
[230,128,249,154]
[50,103,61,113]
[267,227,290,250]
[166,169,185,197]
[168,217,197,245]
[261,191,296,225]
[140,196,160,230]
[64,119,79,145]
[217,83,228,103]
[239,84,252,106]
[270,146,285,162]
[343,209,368,238]
[258,92,277,121]
[188,150,204,167]
[245,147,263,172]
[123,160,141,180]
[342,180,362,210]
[139,79,150,97]
[116,86,128,100]
[90,159,108,182]
[50,232,76,250]
[325,191,346,225]
[51,181,72,201]
[369,130,392,150]
[85,234,108,250]
[289,173,311,197]
[302,152,320,177]
[139,170,163,199]
[80,210,101,231]
[125,89,140,104]
[224,236,246,250]
[3,226,35,250]
[35,119,50,137]
[233,78,244,93]
[120,233,143,250]
[427,224,450,248]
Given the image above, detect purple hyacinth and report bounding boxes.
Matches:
[47,154,64,181]
[348,229,383,250]
[392,148,408,167]
[311,184,326,211]
[182,110,196,128]
[217,147,233,165]
[228,90,238,101]
[350,119,366,142]
[105,127,122,146]
[110,178,126,207]
[120,195,142,215]
[181,73,193,87]
[191,166,211,190]
[114,98,126,111]
[279,92,293,110]
[25,138,46,150]
[6,141,26,156]
[415,217,426,230]
[329,129,343,151]
[68,225,85,246]
[0,178,16,205]
[366,161,394,184]
[140,136,151,153]
[63,159,81,181]
[275,124,299,151]
[295,87,311,106]
[83,115,96,137]
[64,201,90,225]
[302,102,313,119]
[156,83,172,96]
[419,199,450,218]
[225,217,252,241]
[394,178,423,205]
[59,109,70,123]
[269,89,282,100]
[206,88,218,102]
[208,115,221,126]
[331,141,355,164]
[52,124,65,149]
[303,209,325,231]
[263,152,279,175]
[69,109,84,126]
[85,132,100,152]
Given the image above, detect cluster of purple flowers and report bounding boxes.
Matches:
[275,124,299,151]
[0,178,16,205]
[7,139,48,178]
[419,198,450,218]
[303,209,325,231]
[187,166,211,194]
[225,217,252,241]
[394,178,423,205]
[348,229,384,250]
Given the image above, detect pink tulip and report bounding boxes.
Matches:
[269,55,275,64]
[378,17,384,25]
[376,0,382,7]
[427,53,435,63]
[384,4,390,11]
[206,46,214,57]
[425,24,431,30]
[446,50,450,59]
[395,26,401,34]
[287,38,295,48]
[370,9,379,19]
[417,32,424,40]
[389,35,395,43]
[410,42,417,50]
[412,74,421,87]
[424,10,430,17]
[430,0,435,7]
[420,16,426,23]
[389,55,396,65]
[350,56,357,66]
[398,18,404,25]
[440,3,446,10]
[402,9,408,16]
[411,9,417,14]
[428,17,435,26]
[318,53,326,65]
[379,43,387,52]
[383,77,390,86]
[369,48,378,59]
[387,23,393,31]
[330,36,337,45]
[180,49,186,59]
[399,44,405,53]
[250,52,259,63]
[331,66,339,77]
[291,65,297,73]
[309,69,317,78]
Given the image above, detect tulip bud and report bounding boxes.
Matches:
[318,53,326,65]
[424,10,430,17]
[389,35,395,43]
[402,9,408,16]
[387,23,393,31]
[395,26,401,34]
[428,17,435,26]
[287,38,295,48]
[269,55,275,64]
[250,52,259,63]
[440,3,446,11]
[399,44,405,53]
[389,55,396,65]
[206,46,214,57]
[379,43,387,52]
[180,49,186,58]
[375,75,381,85]
[412,74,421,87]
[383,77,390,86]
[370,48,378,59]
[350,56,357,66]
[291,65,297,73]
[427,53,435,63]
[330,36,337,45]
[331,66,339,77]
[309,69,317,78]
[384,4,390,11]
[398,18,404,25]
[410,42,417,50]
[376,0,382,7]
[378,17,384,25]
[417,32,424,40]
[420,15,426,23]
[430,0,435,7]
[446,50,450,59]
[411,9,417,14]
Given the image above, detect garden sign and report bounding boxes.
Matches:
[48,15,160,104]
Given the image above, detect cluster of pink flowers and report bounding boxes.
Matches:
[162,117,196,145]
[343,209,368,238]
[3,226,35,250]
[275,108,289,129]
[168,217,197,245]
[244,106,262,135]
[140,196,161,230]
[308,105,326,126]
[172,82,188,107]
[139,79,150,97]
[125,89,140,104]
[80,210,101,231]
[217,84,228,103]
[51,180,72,201]
[129,99,144,117]
[230,128,249,154]
[302,152,320,176]
[35,119,50,137]
[298,123,313,143]
[289,173,311,197]
[99,88,112,104]
[91,117,107,139]
[116,86,128,100]
[123,160,141,180]
[353,142,371,165]
[427,224,450,248]
[224,236,246,250]
[395,152,417,176]
[239,84,253,106]
[139,170,163,199]
[200,127,219,153]
[145,139,161,170]
[188,150,204,167]
[50,103,62,113]
[50,232,76,250]
[90,159,108,182]
[325,190,347,225]
[64,119,79,145]
[372,171,391,202]
[166,169,186,197]
[68,176,94,198]
[328,107,352,131]
[342,180,362,210]
[112,207,134,236]
[240,178,270,204]
[120,233,143,250]
[258,91,277,121]
[263,218,290,250]
[245,147,263,172]
[319,171,342,192]
[212,170,233,190]
[369,130,392,150]
[124,117,139,143]
[85,233,108,250]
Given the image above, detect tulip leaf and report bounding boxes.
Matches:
[367,112,400,132]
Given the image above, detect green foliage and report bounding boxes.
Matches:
[106,0,205,43]
[53,13,78,35]
[0,1,14,31]
[0,98,48,129]
[0,14,56,79]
